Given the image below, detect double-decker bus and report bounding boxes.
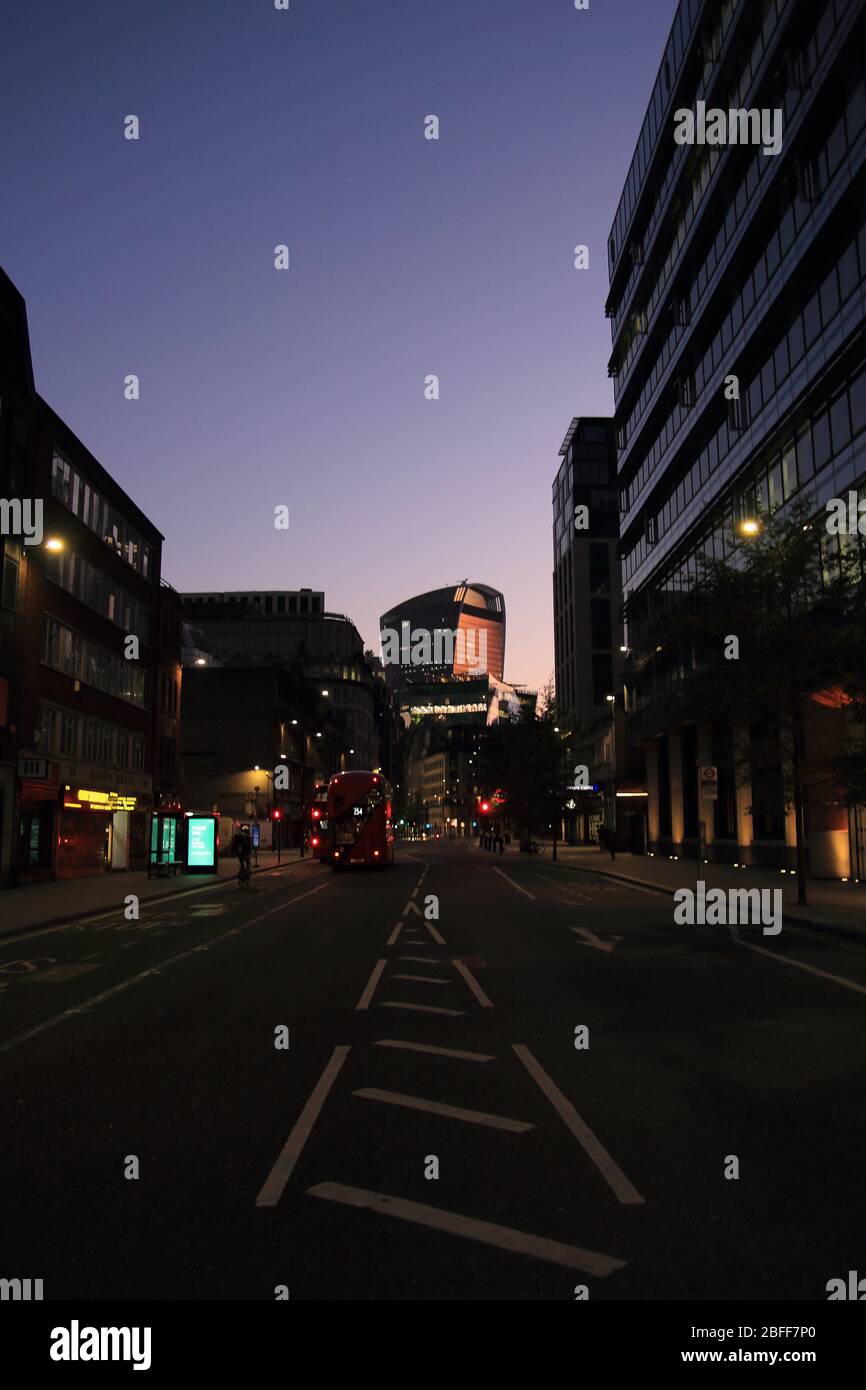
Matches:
[308,783,329,861]
[327,770,394,870]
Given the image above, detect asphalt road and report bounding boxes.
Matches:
[1,841,864,1301]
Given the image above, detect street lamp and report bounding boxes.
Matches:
[605,695,617,851]
[739,518,760,536]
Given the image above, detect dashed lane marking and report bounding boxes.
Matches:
[374,1039,495,1062]
[513,1045,645,1206]
[352,1088,534,1133]
[256,1047,350,1208]
[307,1183,626,1277]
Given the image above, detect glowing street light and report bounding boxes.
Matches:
[739,518,760,536]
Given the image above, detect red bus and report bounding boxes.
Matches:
[309,783,329,861]
[328,771,394,870]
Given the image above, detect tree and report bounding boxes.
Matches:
[479,679,569,846]
[656,501,866,905]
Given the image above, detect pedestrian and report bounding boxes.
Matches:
[608,829,616,860]
[597,825,607,854]
[231,824,253,885]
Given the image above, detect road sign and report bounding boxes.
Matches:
[700,766,718,800]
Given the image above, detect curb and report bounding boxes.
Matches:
[0,858,310,942]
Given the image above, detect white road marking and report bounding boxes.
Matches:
[374,1039,495,1062]
[735,939,866,997]
[386,922,403,945]
[410,888,419,899]
[0,881,332,1057]
[600,878,666,898]
[453,958,494,1008]
[403,900,423,917]
[491,866,536,900]
[513,1045,644,1205]
[382,1001,465,1016]
[356,959,387,1010]
[0,862,316,945]
[397,955,441,963]
[423,919,446,945]
[243,879,333,927]
[307,1183,626,1277]
[353,1088,533,1132]
[392,974,450,984]
[256,1047,350,1207]
[571,926,622,953]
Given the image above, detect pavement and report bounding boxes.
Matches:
[0,849,300,939]
[0,840,864,1300]
[474,840,866,942]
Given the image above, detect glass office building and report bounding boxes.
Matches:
[607,0,866,871]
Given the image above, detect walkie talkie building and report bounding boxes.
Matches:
[379,582,506,685]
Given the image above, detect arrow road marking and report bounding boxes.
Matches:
[570,926,623,953]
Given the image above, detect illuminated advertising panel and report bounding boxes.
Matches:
[186,815,218,872]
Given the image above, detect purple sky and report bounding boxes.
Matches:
[3,0,675,692]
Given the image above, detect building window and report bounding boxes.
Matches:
[1,555,18,611]
[589,543,610,594]
[59,711,79,757]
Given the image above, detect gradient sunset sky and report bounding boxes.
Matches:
[3,0,675,691]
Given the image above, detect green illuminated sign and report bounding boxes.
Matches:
[187,817,216,870]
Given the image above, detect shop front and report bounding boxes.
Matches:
[15,759,61,883]
[57,786,147,877]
